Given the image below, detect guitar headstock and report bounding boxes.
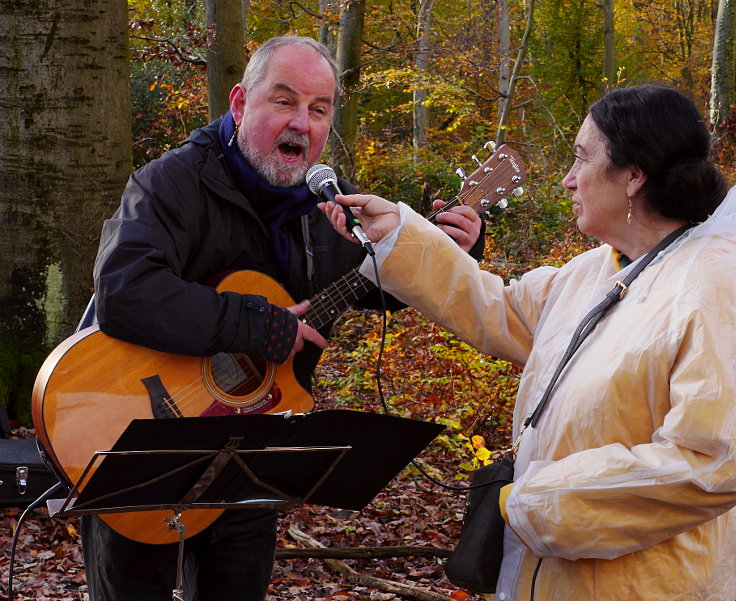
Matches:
[457,144,527,217]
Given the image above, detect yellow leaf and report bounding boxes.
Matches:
[471,434,485,449]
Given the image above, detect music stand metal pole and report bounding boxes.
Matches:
[166,512,187,601]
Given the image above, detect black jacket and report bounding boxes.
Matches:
[94,119,484,391]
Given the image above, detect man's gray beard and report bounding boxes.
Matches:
[238,134,311,188]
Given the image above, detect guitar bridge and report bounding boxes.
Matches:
[141,375,182,418]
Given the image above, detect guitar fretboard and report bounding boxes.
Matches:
[301,145,525,330]
[302,198,463,330]
[306,269,376,330]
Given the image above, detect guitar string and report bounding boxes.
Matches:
[307,271,374,329]
[146,359,260,415]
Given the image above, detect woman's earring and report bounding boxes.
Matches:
[228,122,239,147]
[627,197,633,225]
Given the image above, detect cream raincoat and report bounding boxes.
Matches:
[359,187,736,600]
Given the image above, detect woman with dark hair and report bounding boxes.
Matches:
[587,84,727,224]
[322,85,736,599]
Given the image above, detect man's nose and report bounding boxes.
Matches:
[288,105,310,132]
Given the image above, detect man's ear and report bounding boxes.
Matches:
[627,164,647,198]
[229,84,246,122]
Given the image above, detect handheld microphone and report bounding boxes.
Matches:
[306,164,374,256]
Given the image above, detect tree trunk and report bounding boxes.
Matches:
[331,0,366,180]
[413,0,435,163]
[205,0,246,120]
[601,0,615,89]
[241,0,251,35]
[319,0,339,57]
[496,0,536,146]
[710,0,735,142]
[497,0,511,140]
[0,0,131,422]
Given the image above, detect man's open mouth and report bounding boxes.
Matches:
[278,142,304,161]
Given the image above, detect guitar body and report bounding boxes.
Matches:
[32,271,312,544]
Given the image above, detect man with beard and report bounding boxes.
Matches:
[85,36,484,601]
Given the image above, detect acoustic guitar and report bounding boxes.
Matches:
[32,144,526,544]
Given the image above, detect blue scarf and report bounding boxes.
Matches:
[218,111,316,281]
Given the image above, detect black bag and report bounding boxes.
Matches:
[444,454,515,592]
[0,438,59,507]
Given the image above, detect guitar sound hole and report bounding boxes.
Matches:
[210,352,267,396]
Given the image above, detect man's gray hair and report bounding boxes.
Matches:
[241,36,341,105]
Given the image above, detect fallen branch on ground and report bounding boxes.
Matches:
[276,544,451,560]
[287,524,456,601]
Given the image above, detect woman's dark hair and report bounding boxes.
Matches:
[589,84,727,222]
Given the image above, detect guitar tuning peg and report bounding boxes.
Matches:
[512,186,524,197]
[455,167,467,180]
[484,141,496,152]
[481,198,509,221]
[480,198,508,211]
[471,154,482,167]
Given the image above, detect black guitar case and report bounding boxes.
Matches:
[0,437,59,508]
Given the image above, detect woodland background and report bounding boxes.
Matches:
[1,0,735,599]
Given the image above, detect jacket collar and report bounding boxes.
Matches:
[182,118,268,230]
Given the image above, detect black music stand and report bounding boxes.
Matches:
[48,410,444,601]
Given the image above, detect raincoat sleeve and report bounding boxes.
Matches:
[359,202,560,367]
[94,160,292,358]
[505,246,736,560]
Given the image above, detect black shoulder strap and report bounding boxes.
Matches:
[301,214,315,295]
[525,224,691,430]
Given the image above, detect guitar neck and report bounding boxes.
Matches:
[303,202,458,330]
[305,268,376,330]
[303,144,526,329]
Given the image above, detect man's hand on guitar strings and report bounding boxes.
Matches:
[287,300,328,357]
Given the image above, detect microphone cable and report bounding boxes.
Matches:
[7,480,65,601]
[366,253,498,493]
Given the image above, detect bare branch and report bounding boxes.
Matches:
[288,525,455,601]
[277,544,451,560]
[286,0,323,19]
[130,34,207,65]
